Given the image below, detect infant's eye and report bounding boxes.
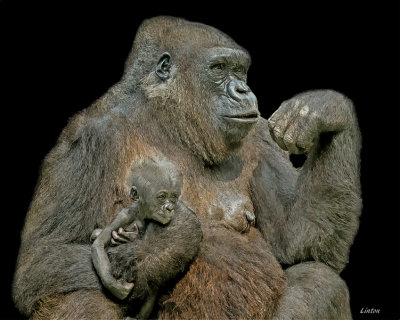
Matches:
[157,194,166,200]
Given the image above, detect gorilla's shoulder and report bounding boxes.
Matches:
[59,105,126,146]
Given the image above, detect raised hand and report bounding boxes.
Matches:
[268,90,354,154]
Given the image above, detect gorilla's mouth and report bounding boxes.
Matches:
[224,112,260,123]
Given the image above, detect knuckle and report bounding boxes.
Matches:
[274,125,283,136]
[293,99,301,108]
[283,132,295,144]
[299,104,310,117]
[267,118,276,128]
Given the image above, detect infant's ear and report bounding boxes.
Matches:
[130,186,139,201]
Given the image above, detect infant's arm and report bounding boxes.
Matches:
[91,207,136,300]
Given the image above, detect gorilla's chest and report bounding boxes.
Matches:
[180,155,258,232]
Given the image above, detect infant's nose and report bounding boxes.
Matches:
[165,203,174,212]
[245,211,255,225]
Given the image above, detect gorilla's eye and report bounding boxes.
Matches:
[157,193,166,201]
[210,63,226,70]
[233,65,245,73]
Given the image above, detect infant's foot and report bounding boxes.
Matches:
[110,279,134,300]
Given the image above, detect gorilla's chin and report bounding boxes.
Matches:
[222,117,259,144]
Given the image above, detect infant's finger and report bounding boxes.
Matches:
[112,230,129,243]
[120,231,138,242]
[119,226,138,237]
[131,223,139,233]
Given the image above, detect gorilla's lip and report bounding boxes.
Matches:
[223,112,260,123]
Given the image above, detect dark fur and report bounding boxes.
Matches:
[13,16,361,319]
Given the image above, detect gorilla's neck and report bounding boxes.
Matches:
[134,96,240,167]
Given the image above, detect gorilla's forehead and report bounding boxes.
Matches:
[205,47,251,66]
[167,21,245,52]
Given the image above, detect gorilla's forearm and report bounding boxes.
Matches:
[287,98,361,272]
[12,241,102,316]
[278,91,362,271]
[253,91,362,272]
[107,206,202,299]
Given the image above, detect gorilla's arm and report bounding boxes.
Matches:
[107,203,203,300]
[251,90,362,273]
[251,90,360,319]
[12,109,132,315]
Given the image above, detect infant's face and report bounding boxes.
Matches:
[141,183,181,224]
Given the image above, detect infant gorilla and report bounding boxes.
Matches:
[91,158,199,319]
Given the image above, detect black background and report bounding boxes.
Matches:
[1,1,399,319]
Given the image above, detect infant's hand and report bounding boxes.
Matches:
[90,228,102,243]
[111,224,139,246]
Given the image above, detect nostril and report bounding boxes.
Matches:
[236,83,249,94]
[236,87,247,94]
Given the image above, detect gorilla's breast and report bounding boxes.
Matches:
[207,190,255,233]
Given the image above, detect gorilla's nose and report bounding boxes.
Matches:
[227,79,257,108]
[245,211,255,225]
[227,79,251,101]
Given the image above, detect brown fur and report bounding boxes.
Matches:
[157,225,285,319]
[32,291,123,320]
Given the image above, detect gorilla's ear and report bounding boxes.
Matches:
[155,52,172,80]
[130,186,139,201]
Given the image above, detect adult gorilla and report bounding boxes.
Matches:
[13,16,361,319]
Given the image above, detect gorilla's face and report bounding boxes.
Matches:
[203,47,260,144]
[149,43,259,164]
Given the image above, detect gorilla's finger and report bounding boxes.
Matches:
[268,100,291,128]
[272,125,288,151]
[296,116,317,151]
[283,127,301,155]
